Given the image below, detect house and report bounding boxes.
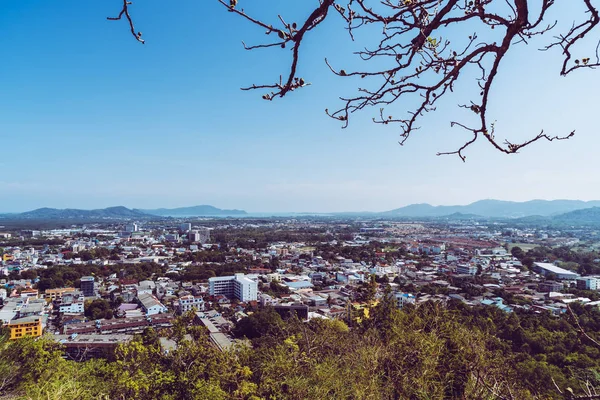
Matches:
[137,280,156,295]
[480,297,513,313]
[137,293,168,316]
[391,292,416,309]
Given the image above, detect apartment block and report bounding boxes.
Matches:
[209,274,257,302]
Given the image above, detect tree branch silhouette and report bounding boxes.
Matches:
[112,0,600,160]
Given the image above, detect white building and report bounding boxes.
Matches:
[533,262,580,280]
[137,280,156,295]
[138,293,168,316]
[391,292,416,309]
[209,273,258,302]
[177,295,204,313]
[59,302,84,314]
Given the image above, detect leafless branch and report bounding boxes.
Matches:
[107,0,144,44]
[109,1,600,159]
[218,0,592,159]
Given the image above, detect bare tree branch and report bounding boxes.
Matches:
[107,0,144,44]
[111,0,600,159]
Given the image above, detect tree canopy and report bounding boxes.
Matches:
[3,301,600,398]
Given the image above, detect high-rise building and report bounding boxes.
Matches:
[188,227,210,244]
[125,223,138,233]
[80,276,96,298]
[209,274,257,302]
[179,223,192,232]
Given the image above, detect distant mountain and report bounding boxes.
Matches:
[552,207,600,224]
[383,199,600,218]
[139,205,247,217]
[13,206,149,220]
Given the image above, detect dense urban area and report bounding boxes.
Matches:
[2,213,600,399]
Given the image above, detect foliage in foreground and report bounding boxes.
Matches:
[1,299,600,399]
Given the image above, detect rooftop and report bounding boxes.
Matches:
[534,262,580,276]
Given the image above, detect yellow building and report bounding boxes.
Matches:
[44,287,77,301]
[8,316,43,340]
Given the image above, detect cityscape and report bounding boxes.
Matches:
[2,202,600,397]
[4,0,600,398]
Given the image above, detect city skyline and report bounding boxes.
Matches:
[2,1,599,213]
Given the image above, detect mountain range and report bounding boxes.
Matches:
[3,199,600,221]
[0,205,247,220]
[382,199,600,218]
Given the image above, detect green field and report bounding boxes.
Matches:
[507,243,539,252]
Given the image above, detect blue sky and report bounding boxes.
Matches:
[1,1,599,213]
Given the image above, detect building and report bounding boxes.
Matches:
[194,311,234,351]
[8,316,43,340]
[209,274,258,302]
[177,295,204,313]
[283,280,314,291]
[20,288,39,298]
[391,292,416,309]
[165,233,180,243]
[64,314,174,336]
[55,334,133,360]
[179,223,192,232]
[137,293,168,316]
[538,281,564,293]
[80,276,96,297]
[190,227,210,244]
[533,262,580,280]
[273,304,309,320]
[45,287,77,301]
[59,302,85,314]
[125,223,138,233]
[188,228,210,244]
[456,264,478,276]
[577,277,598,291]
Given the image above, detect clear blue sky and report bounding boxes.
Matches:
[1,1,598,213]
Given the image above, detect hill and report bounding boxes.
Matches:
[10,206,149,220]
[383,199,600,218]
[552,206,600,224]
[139,205,247,217]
